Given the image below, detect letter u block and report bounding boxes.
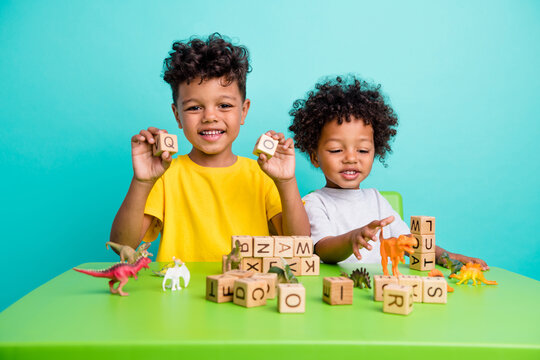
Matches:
[206,274,236,303]
[422,277,447,303]
[233,278,267,307]
[412,234,436,253]
[398,275,423,302]
[253,236,274,257]
[252,273,278,299]
[253,133,279,158]
[409,252,436,271]
[410,216,435,235]
[273,236,294,258]
[153,133,178,156]
[322,277,353,305]
[231,235,253,257]
[300,255,320,275]
[383,284,413,315]
[373,275,399,301]
[292,236,313,257]
[278,283,306,313]
[241,257,263,273]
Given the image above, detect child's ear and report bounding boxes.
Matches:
[171,103,183,129]
[240,98,251,125]
[309,152,320,168]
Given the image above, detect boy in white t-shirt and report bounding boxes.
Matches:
[289,75,488,268]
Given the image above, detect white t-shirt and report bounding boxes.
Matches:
[303,187,410,264]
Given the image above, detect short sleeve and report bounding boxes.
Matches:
[303,193,334,245]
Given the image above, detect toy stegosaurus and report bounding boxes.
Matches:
[340,268,371,289]
[449,263,497,285]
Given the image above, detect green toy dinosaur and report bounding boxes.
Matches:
[222,240,242,273]
[105,241,153,264]
[268,258,298,284]
[440,252,464,276]
[340,268,371,289]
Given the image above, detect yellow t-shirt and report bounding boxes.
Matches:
[143,155,282,262]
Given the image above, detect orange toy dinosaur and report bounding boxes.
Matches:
[449,263,498,285]
[379,229,416,276]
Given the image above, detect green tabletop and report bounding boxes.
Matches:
[1,262,539,359]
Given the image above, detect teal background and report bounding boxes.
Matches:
[1,0,539,311]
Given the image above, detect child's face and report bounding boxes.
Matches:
[310,117,375,189]
[172,77,250,164]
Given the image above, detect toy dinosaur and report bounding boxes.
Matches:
[340,268,371,289]
[428,269,454,292]
[222,240,242,273]
[440,252,464,276]
[379,229,416,276]
[73,255,152,296]
[449,263,498,286]
[162,257,190,291]
[268,258,298,284]
[153,261,175,277]
[105,241,153,264]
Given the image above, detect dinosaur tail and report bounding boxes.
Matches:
[73,268,111,278]
[483,279,498,285]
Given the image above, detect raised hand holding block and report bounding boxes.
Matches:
[231,235,253,257]
[253,236,274,257]
[252,272,278,299]
[409,252,436,271]
[300,255,320,276]
[383,284,414,315]
[322,277,354,305]
[153,133,178,156]
[422,277,447,303]
[412,234,436,253]
[292,236,313,257]
[253,133,279,159]
[206,274,236,303]
[398,275,423,302]
[410,216,435,235]
[233,278,267,307]
[262,257,281,273]
[373,275,399,301]
[273,236,294,258]
[241,257,263,273]
[278,283,306,313]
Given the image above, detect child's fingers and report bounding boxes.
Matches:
[354,235,373,251]
[380,215,395,227]
[352,242,362,260]
[281,138,294,150]
[148,127,167,135]
[161,151,172,169]
[131,134,146,145]
[139,129,155,144]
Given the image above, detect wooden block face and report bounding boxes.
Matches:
[278,284,306,313]
[231,235,253,257]
[410,216,436,235]
[253,134,279,158]
[233,278,267,307]
[300,255,320,276]
[241,257,263,273]
[422,277,447,303]
[262,257,282,273]
[224,270,255,278]
[153,133,178,156]
[412,234,436,253]
[322,277,354,305]
[373,275,399,301]
[383,284,413,315]
[409,252,436,271]
[285,257,301,276]
[398,275,423,302]
[252,273,278,299]
[206,275,236,303]
[253,236,274,257]
[292,236,313,257]
[273,236,294,258]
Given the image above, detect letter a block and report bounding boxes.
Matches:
[153,133,178,156]
[409,252,436,271]
[278,283,306,313]
[231,235,253,257]
[292,236,313,257]
[253,134,279,159]
[383,284,413,315]
[241,257,263,273]
[252,272,278,299]
[422,277,447,303]
[398,275,423,303]
[273,236,294,258]
[300,255,320,275]
[206,274,236,303]
[410,216,435,235]
[233,278,267,308]
[322,277,353,305]
[253,236,274,257]
[373,275,399,301]
[412,234,436,253]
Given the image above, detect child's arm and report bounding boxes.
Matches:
[110,127,172,249]
[314,216,394,264]
[257,131,310,236]
[435,246,489,270]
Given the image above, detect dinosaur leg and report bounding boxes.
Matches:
[381,257,389,276]
[116,279,129,296]
[109,280,118,294]
[392,258,401,276]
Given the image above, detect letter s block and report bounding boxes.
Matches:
[278,283,305,313]
[383,284,413,315]
[422,277,447,303]
[322,277,353,305]
[233,278,267,307]
[206,274,236,303]
[153,133,178,156]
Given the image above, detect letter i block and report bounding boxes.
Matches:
[206,274,236,303]
[383,284,413,315]
[398,275,423,302]
[412,234,436,253]
[322,277,354,305]
[300,255,320,275]
[153,133,178,156]
[252,272,278,299]
[285,257,301,276]
[262,257,282,273]
[409,252,436,271]
[231,235,253,257]
[373,275,399,301]
[278,283,306,313]
[233,278,267,307]
[292,236,313,257]
[410,216,436,235]
[253,133,279,159]
[241,257,263,273]
[273,236,294,258]
[253,236,274,257]
[422,277,447,303]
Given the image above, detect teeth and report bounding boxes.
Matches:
[201,130,223,135]
[343,171,357,175]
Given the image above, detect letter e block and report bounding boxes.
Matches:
[233,278,267,307]
[273,236,294,258]
[300,255,320,276]
[373,275,399,301]
[253,133,279,159]
[410,216,436,235]
[383,284,413,315]
[398,275,423,302]
[252,272,278,299]
[241,257,262,273]
[292,236,313,257]
[253,236,274,257]
[422,277,447,303]
[262,257,281,273]
[412,234,436,253]
[278,283,305,313]
[153,133,178,156]
[231,235,253,257]
[322,277,353,305]
[409,252,436,271]
[206,274,236,303]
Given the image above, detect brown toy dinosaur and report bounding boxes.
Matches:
[380,229,416,276]
[222,240,242,273]
[105,241,152,264]
[449,263,498,285]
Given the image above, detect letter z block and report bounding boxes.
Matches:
[322,277,353,305]
[253,236,274,257]
[409,252,436,271]
[233,278,267,307]
[398,275,423,302]
[253,133,279,159]
[153,133,178,156]
[410,216,436,235]
[383,284,413,315]
[206,274,236,303]
[278,283,306,313]
[373,275,399,301]
[422,277,447,303]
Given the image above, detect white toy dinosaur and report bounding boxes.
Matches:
[162,257,190,291]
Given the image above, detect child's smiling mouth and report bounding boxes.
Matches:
[340,170,360,180]
[199,129,225,141]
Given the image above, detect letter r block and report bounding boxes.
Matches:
[278,283,305,313]
[373,275,399,301]
[422,277,447,303]
[410,216,436,235]
[253,236,274,257]
[233,278,267,307]
[206,274,236,303]
[322,277,353,305]
[383,284,413,315]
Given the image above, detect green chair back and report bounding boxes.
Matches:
[380,191,403,219]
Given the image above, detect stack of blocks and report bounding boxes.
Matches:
[409,216,436,271]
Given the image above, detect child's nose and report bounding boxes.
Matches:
[202,109,218,122]
[343,150,358,163]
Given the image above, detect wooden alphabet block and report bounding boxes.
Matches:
[322,277,354,305]
[285,257,301,276]
[231,235,253,257]
[241,257,263,273]
[253,133,279,159]
[224,270,255,278]
[273,236,294,258]
[409,252,436,271]
[153,133,178,156]
[300,255,320,276]
[383,284,413,315]
[278,283,306,313]
[398,275,423,303]
[253,236,274,257]
[292,236,313,257]
[206,274,236,303]
[410,216,435,235]
[422,277,447,303]
[252,272,278,299]
[233,278,267,307]
[262,257,282,273]
[412,234,436,253]
[373,275,399,301]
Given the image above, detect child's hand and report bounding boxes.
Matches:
[257,130,295,183]
[452,253,489,271]
[349,216,394,260]
[131,127,173,184]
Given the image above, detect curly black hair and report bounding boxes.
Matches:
[162,33,251,104]
[289,76,398,164]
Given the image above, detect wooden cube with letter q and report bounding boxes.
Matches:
[233,278,267,307]
[410,216,435,235]
[292,236,313,257]
[206,274,236,303]
[383,284,413,315]
[253,236,274,257]
[278,283,305,313]
[153,133,178,156]
[422,277,447,303]
[322,277,353,305]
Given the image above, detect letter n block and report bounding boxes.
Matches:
[231,235,253,257]
[278,283,306,313]
[241,257,262,273]
[285,257,301,276]
[422,277,447,303]
[322,277,353,305]
[253,236,274,257]
[233,278,267,307]
[410,216,435,235]
[409,252,436,271]
[273,236,293,258]
[300,255,320,275]
[153,133,178,156]
[398,275,423,302]
[383,284,413,315]
[253,133,279,158]
[412,234,436,253]
[292,236,313,257]
[206,274,236,303]
[373,275,399,301]
[252,272,278,299]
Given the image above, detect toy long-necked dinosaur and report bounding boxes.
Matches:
[222,240,242,273]
[105,241,152,264]
[449,263,498,285]
[380,228,416,276]
[73,256,152,296]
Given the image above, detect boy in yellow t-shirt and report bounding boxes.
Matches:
[110,34,310,262]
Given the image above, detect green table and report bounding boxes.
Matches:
[1,262,539,359]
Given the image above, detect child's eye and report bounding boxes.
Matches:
[328,149,342,153]
[358,150,369,154]
[219,103,233,109]
[185,105,202,111]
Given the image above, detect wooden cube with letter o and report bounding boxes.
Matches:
[278,283,305,313]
